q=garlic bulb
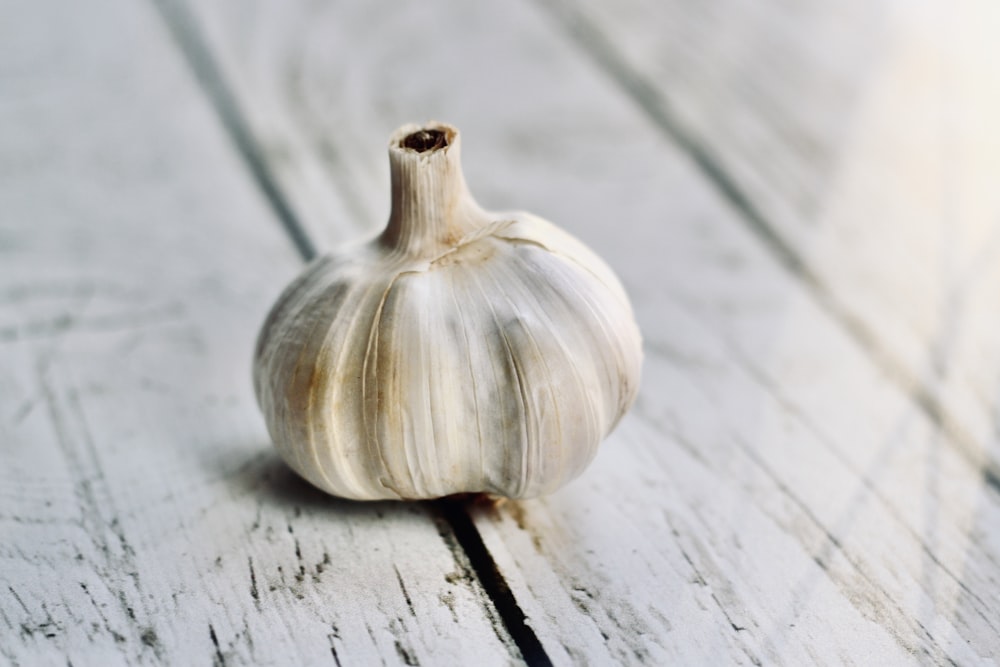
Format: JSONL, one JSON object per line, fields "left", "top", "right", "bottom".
{"left": 254, "top": 122, "right": 642, "bottom": 500}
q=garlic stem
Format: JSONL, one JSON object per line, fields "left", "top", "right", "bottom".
{"left": 381, "top": 123, "right": 484, "bottom": 256}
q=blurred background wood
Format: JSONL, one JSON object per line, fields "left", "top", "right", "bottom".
{"left": 544, "top": 0, "right": 1000, "bottom": 485}
{"left": 2, "top": 0, "right": 998, "bottom": 664}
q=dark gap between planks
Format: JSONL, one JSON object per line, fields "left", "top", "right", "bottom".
{"left": 150, "top": 0, "right": 553, "bottom": 663}
{"left": 150, "top": 0, "right": 317, "bottom": 262}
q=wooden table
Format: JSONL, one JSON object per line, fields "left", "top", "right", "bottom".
{"left": 4, "top": 0, "right": 999, "bottom": 664}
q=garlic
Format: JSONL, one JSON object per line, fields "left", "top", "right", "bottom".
{"left": 253, "top": 122, "right": 642, "bottom": 500}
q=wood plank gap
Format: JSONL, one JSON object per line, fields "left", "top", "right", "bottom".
{"left": 151, "top": 2, "right": 554, "bottom": 662}
{"left": 434, "top": 500, "right": 552, "bottom": 667}
{"left": 534, "top": 0, "right": 1000, "bottom": 496}
{"left": 150, "top": 0, "right": 318, "bottom": 261}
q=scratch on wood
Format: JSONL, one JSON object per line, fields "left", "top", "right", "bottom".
{"left": 140, "top": 626, "right": 160, "bottom": 655}
{"left": 292, "top": 537, "right": 306, "bottom": 581}
{"left": 328, "top": 624, "right": 343, "bottom": 667}
{"left": 249, "top": 502, "right": 262, "bottom": 532}
{"left": 394, "top": 638, "right": 420, "bottom": 666}
{"left": 7, "top": 587, "right": 30, "bottom": 615}
{"left": 9, "top": 398, "right": 36, "bottom": 425}
{"left": 315, "top": 551, "right": 331, "bottom": 579}
{"left": 393, "top": 566, "right": 416, "bottom": 618}
{"left": 77, "top": 582, "right": 124, "bottom": 644}
{"left": 248, "top": 557, "right": 259, "bottom": 604}
{"left": 209, "top": 623, "right": 226, "bottom": 667}
{"left": 363, "top": 623, "right": 386, "bottom": 666}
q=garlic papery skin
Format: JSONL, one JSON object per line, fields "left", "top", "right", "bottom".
{"left": 253, "top": 122, "right": 642, "bottom": 500}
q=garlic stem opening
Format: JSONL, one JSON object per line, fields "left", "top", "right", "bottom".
{"left": 401, "top": 128, "right": 449, "bottom": 153}
{"left": 381, "top": 122, "right": 484, "bottom": 256}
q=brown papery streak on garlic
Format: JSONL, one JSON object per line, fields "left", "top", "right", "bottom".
{"left": 253, "top": 122, "right": 643, "bottom": 500}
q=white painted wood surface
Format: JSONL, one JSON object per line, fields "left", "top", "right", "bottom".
{"left": 543, "top": 0, "right": 1000, "bottom": 480}
{"left": 3, "top": 0, "right": 999, "bottom": 665}
{"left": 0, "top": 1, "right": 520, "bottom": 665}
{"left": 182, "top": 0, "right": 1000, "bottom": 664}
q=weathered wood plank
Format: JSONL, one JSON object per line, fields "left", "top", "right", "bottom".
{"left": 0, "top": 1, "right": 521, "bottom": 664}
{"left": 540, "top": 0, "right": 1000, "bottom": 480}
{"left": 181, "top": 0, "right": 1000, "bottom": 664}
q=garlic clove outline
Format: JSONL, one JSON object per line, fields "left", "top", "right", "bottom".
{"left": 253, "top": 122, "right": 642, "bottom": 500}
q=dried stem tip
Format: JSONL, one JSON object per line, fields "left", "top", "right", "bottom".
{"left": 383, "top": 123, "right": 476, "bottom": 255}
{"left": 401, "top": 129, "right": 449, "bottom": 153}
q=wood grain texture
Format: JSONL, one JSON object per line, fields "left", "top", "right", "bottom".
{"left": 180, "top": 0, "right": 1000, "bottom": 664}
{"left": 541, "top": 0, "right": 1000, "bottom": 483}
{"left": 0, "top": 1, "right": 522, "bottom": 665}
